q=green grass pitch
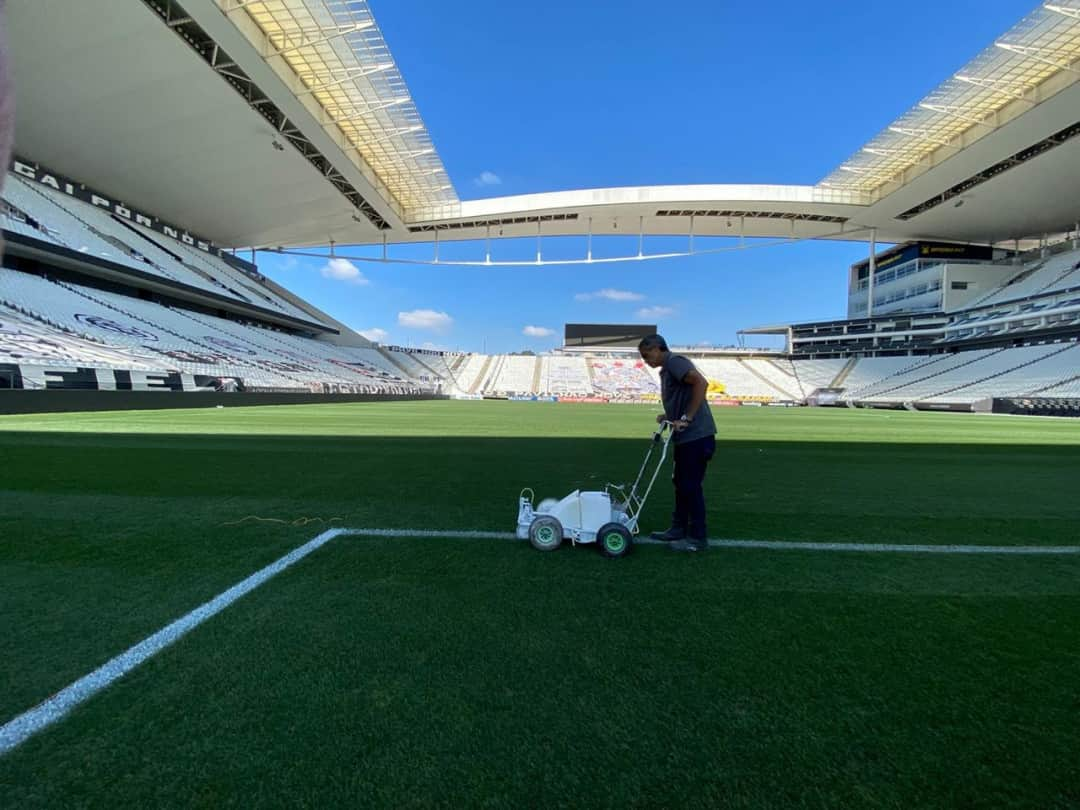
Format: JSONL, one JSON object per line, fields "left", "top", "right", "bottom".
{"left": 1, "top": 402, "right": 1079, "bottom": 807}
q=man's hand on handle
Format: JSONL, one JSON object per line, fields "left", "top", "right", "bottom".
{"left": 657, "top": 413, "right": 690, "bottom": 432}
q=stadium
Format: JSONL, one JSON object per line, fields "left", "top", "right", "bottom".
{"left": 2, "top": 0, "right": 1080, "bottom": 806}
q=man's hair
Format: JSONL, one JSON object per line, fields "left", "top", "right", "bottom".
{"left": 638, "top": 334, "right": 668, "bottom": 352}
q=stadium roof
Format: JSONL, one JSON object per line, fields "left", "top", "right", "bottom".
{"left": 221, "top": 0, "right": 456, "bottom": 219}
{"left": 8, "top": 1, "right": 1080, "bottom": 252}
{"left": 821, "top": 2, "right": 1080, "bottom": 198}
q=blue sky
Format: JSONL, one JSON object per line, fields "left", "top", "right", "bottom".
{"left": 257, "top": 0, "right": 1035, "bottom": 353}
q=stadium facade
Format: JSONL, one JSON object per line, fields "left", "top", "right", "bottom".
{"left": 2, "top": 0, "right": 1080, "bottom": 414}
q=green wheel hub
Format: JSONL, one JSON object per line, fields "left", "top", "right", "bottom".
{"left": 603, "top": 531, "right": 626, "bottom": 552}
{"left": 537, "top": 525, "right": 556, "bottom": 544}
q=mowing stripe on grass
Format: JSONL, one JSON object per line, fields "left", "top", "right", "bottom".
{"left": 5, "top": 526, "right": 1077, "bottom": 757}
{"left": 337, "top": 528, "right": 1080, "bottom": 554}
{"left": 0, "top": 528, "right": 346, "bottom": 757}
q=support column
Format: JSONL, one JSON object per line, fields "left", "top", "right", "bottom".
{"left": 867, "top": 228, "right": 877, "bottom": 318}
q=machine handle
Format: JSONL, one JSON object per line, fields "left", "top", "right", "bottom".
{"left": 653, "top": 420, "right": 674, "bottom": 442}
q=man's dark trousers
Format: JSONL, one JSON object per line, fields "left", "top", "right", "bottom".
{"left": 671, "top": 435, "right": 716, "bottom": 540}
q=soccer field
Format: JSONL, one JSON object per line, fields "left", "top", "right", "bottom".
{"left": 1, "top": 402, "right": 1079, "bottom": 807}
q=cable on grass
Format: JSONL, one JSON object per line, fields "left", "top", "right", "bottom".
{"left": 220, "top": 515, "right": 344, "bottom": 528}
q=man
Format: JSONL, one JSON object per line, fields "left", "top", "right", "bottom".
{"left": 638, "top": 334, "right": 717, "bottom": 552}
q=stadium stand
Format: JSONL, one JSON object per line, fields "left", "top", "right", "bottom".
{"left": 6, "top": 187, "right": 1080, "bottom": 409}
{"left": 790, "top": 357, "right": 850, "bottom": 394}
{"left": 537, "top": 355, "right": 591, "bottom": 396}
{"left": 0, "top": 303, "right": 160, "bottom": 372}
{"left": 693, "top": 357, "right": 793, "bottom": 401}
{"left": 965, "top": 249, "right": 1080, "bottom": 309}
{"left": 449, "top": 353, "right": 490, "bottom": 394}
{"left": 0, "top": 268, "right": 420, "bottom": 393}
{"left": 834, "top": 342, "right": 1080, "bottom": 404}
{"left": 588, "top": 358, "right": 658, "bottom": 398}
{"left": 2, "top": 172, "right": 316, "bottom": 322}
{"left": 490, "top": 355, "right": 537, "bottom": 396}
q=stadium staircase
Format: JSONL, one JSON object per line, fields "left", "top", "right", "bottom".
{"left": 830, "top": 357, "right": 860, "bottom": 388}
{"left": 531, "top": 357, "right": 542, "bottom": 393}
{"left": 407, "top": 352, "right": 443, "bottom": 381}
{"left": 585, "top": 359, "right": 596, "bottom": 389}
{"left": 737, "top": 357, "right": 799, "bottom": 400}
{"left": 377, "top": 347, "right": 414, "bottom": 379}
{"left": 443, "top": 355, "right": 469, "bottom": 391}
{"left": 764, "top": 357, "right": 803, "bottom": 396}
{"left": 469, "top": 355, "right": 492, "bottom": 394}
{"left": 480, "top": 355, "right": 505, "bottom": 393}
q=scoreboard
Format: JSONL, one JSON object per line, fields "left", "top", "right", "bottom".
{"left": 564, "top": 324, "right": 657, "bottom": 348}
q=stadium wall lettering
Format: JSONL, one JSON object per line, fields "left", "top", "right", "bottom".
{"left": 10, "top": 156, "right": 226, "bottom": 259}
{"left": 13, "top": 364, "right": 190, "bottom": 392}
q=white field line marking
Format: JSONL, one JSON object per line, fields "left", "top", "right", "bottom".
{"left": 0, "top": 528, "right": 346, "bottom": 757}
{"left": 4, "top": 526, "right": 1077, "bottom": 757}
{"left": 338, "top": 528, "right": 1080, "bottom": 555}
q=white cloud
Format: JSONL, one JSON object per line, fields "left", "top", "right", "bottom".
{"left": 473, "top": 170, "right": 502, "bottom": 187}
{"left": 574, "top": 288, "right": 645, "bottom": 302}
{"left": 321, "top": 258, "right": 369, "bottom": 285}
{"left": 637, "top": 306, "right": 675, "bottom": 319}
{"left": 358, "top": 327, "right": 389, "bottom": 343}
{"left": 398, "top": 309, "right": 454, "bottom": 333}
{"left": 523, "top": 325, "right": 555, "bottom": 337}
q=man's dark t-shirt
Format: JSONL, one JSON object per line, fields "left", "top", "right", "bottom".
{"left": 660, "top": 354, "right": 717, "bottom": 444}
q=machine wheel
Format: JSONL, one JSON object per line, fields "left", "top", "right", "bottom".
{"left": 529, "top": 515, "right": 564, "bottom": 552}
{"left": 597, "top": 523, "right": 633, "bottom": 559}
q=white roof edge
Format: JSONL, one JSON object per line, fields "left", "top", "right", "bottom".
{"left": 438, "top": 184, "right": 868, "bottom": 221}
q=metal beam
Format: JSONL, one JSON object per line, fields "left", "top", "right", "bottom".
{"left": 296, "top": 64, "right": 393, "bottom": 96}
{"left": 954, "top": 73, "right": 1034, "bottom": 103}
{"left": 995, "top": 41, "right": 1080, "bottom": 73}
{"left": 321, "top": 97, "right": 410, "bottom": 122}
{"left": 222, "top": 0, "right": 264, "bottom": 11}
{"left": 888, "top": 126, "right": 957, "bottom": 148}
{"left": 1044, "top": 4, "right": 1080, "bottom": 21}
{"left": 918, "top": 102, "right": 995, "bottom": 128}
{"left": 267, "top": 23, "right": 375, "bottom": 58}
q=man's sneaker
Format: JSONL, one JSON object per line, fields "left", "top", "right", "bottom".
{"left": 649, "top": 527, "right": 686, "bottom": 542}
{"left": 669, "top": 539, "right": 708, "bottom": 553}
